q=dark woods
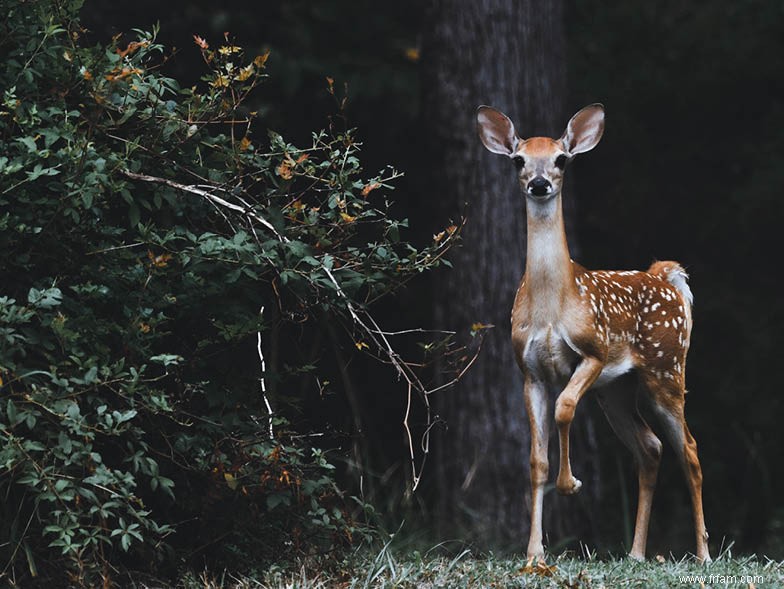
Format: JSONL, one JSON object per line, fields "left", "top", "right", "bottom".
{"left": 1, "top": 0, "right": 782, "bottom": 584}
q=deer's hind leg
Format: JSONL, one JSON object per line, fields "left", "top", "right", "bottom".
{"left": 644, "top": 375, "right": 711, "bottom": 562}
{"left": 597, "top": 378, "right": 662, "bottom": 560}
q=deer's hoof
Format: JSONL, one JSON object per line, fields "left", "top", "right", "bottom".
{"left": 556, "top": 475, "right": 582, "bottom": 495}
{"left": 526, "top": 552, "right": 545, "bottom": 565}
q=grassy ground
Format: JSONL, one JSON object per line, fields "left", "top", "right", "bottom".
{"left": 179, "top": 548, "right": 784, "bottom": 588}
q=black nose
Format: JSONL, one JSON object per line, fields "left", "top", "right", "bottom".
{"left": 527, "top": 176, "right": 552, "bottom": 197}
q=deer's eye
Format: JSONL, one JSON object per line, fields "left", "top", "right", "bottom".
{"left": 554, "top": 154, "right": 568, "bottom": 170}
{"left": 512, "top": 155, "right": 525, "bottom": 169}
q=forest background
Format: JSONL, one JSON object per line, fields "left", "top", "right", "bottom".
{"left": 1, "top": 0, "right": 782, "bottom": 585}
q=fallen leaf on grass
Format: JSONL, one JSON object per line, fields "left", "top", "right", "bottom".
{"left": 519, "top": 560, "right": 557, "bottom": 577}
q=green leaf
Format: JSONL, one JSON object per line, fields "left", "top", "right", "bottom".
{"left": 84, "top": 366, "right": 98, "bottom": 384}
{"left": 27, "top": 287, "right": 62, "bottom": 309}
{"left": 16, "top": 136, "right": 37, "bottom": 152}
{"left": 266, "top": 493, "right": 291, "bottom": 511}
{"left": 129, "top": 202, "right": 141, "bottom": 227}
{"left": 150, "top": 354, "right": 183, "bottom": 366}
{"left": 6, "top": 399, "right": 17, "bottom": 424}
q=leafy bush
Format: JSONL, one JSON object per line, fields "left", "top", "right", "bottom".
{"left": 0, "top": 0, "right": 456, "bottom": 584}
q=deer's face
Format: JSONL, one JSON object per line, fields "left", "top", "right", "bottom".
{"left": 476, "top": 104, "right": 605, "bottom": 202}
{"left": 512, "top": 137, "right": 570, "bottom": 201}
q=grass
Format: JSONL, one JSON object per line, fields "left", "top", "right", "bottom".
{"left": 177, "top": 546, "right": 784, "bottom": 588}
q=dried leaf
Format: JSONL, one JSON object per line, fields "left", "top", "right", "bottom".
{"left": 286, "top": 200, "right": 305, "bottom": 219}
{"left": 234, "top": 64, "right": 254, "bottom": 82}
{"left": 470, "top": 322, "right": 493, "bottom": 333}
{"left": 117, "top": 40, "right": 148, "bottom": 58}
{"left": 276, "top": 160, "right": 293, "bottom": 180}
{"left": 361, "top": 182, "right": 381, "bottom": 197}
{"left": 326, "top": 76, "right": 335, "bottom": 95}
{"left": 218, "top": 45, "right": 242, "bottom": 56}
{"left": 211, "top": 74, "right": 229, "bottom": 88}
{"left": 105, "top": 67, "right": 143, "bottom": 82}
{"left": 239, "top": 136, "right": 252, "bottom": 151}
{"left": 404, "top": 47, "right": 420, "bottom": 62}
{"left": 193, "top": 35, "right": 209, "bottom": 50}
{"left": 355, "top": 341, "right": 369, "bottom": 351}
{"left": 519, "top": 560, "right": 557, "bottom": 577}
{"left": 340, "top": 212, "right": 357, "bottom": 223}
{"left": 148, "top": 251, "right": 172, "bottom": 268}
{"left": 223, "top": 472, "right": 238, "bottom": 490}
{"left": 254, "top": 50, "right": 270, "bottom": 68}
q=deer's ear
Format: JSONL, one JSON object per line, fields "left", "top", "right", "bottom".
{"left": 476, "top": 106, "right": 519, "bottom": 155}
{"left": 561, "top": 104, "right": 604, "bottom": 155}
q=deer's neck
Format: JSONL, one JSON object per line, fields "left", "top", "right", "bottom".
{"left": 524, "top": 194, "right": 576, "bottom": 322}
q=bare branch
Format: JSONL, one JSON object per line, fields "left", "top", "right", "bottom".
{"left": 120, "top": 169, "right": 286, "bottom": 242}
{"left": 257, "top": 306, "right": 274, "bottom": 440}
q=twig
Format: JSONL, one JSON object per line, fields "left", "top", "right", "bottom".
{"left": 402, "top": 381, "right": 423, "bottom": 490}
{"left": 86, "top": 242, "right": 145, "bottom": 255}
{"left": 368, "top": 327, "right": 456, "bottom": 337}
{"left": 257, "top": 306, "right": 274, "bottom": 440}
{"left": 119, "top": 169, "right": 286, "bottom": 242}
{"left": 323, "top": 264, "right": 484, "bottom": 491}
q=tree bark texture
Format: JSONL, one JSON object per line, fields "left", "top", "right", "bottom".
{"left": 422, "top": 0, "right": 599, "bottom": 548}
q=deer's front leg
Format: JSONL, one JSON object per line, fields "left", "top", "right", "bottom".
{"left": 524, "top": 376, "right": 550, "bottom": 560}
{"left": 554, "top": 357, "right": 603, "bottom": 495}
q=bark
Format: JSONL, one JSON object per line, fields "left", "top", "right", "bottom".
{"left": 422, "top": 0, "right": 599, "bottom": 548}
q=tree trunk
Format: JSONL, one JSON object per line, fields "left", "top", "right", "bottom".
{"left": 422, "top": 0, "right": 599, "bottom": 549}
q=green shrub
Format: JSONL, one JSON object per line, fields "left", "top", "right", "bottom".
{"left": 0, "top": 0, "right": 455, "bottom": 584}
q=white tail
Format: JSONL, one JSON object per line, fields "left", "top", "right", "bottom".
{"left": 476, "top": 104, "right": 710, "bottom": 563}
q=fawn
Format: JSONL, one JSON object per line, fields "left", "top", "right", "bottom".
{"left": 476, "top": 104, "right": 710, "bottom": 562}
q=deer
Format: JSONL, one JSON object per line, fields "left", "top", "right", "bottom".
{"left": 475, "top": 104, "right": 710, "bottom": 563}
